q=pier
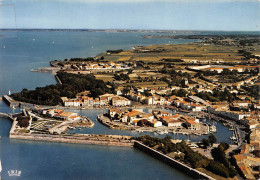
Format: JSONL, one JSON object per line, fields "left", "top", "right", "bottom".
{"left": 9, "top": 133, "right": 135, "bottom": 147}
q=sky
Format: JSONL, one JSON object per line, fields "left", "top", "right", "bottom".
{"left": 0, "top": 0, "right": 260, "bottom": 31}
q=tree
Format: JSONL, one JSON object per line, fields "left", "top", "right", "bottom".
{"left": 202, "top": 138, "right": 210, "bottom": 148}
{"left": 177, "top": 89, "right": 188, "bottom": 97}
{"left": 17, "top": 116, "right": 29, "bottom": 128}
{"left": 208, "top": 134, "right": 217, "bottom": 146}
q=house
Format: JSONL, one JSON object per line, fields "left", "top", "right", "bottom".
{"left": 64, "top": 99, "right": 81, "bottom": 107}
{"left": 179, "top": 115, "right": 200, "bottom": 130}
{"left": 149, "top": 119, "right": 162, "bottom": 127}
{"left": 153, "top": 110, "right": 172, "bottom": 119}
{"left": 112, "top": 96, "right": 131, "bottom": 106}
{"left": 144, "top": 96, "right": 153, "bottom": 105}
{"left": 160, "top": 114, "right": 183, "bottom": 127}
{"left": 233, "top": 101, "right": 251, "bottom": 108}
{"left": 109, "top": 109, "right": 122, "bottom": 118}
{"left": 190, "top": 104, "right": 202, "bottom": 112}
{"left": 54, "top": 111, "right": 79, "bottom": 121}
{"left": 125, "top": 110, "right": 154, "bottom": 124}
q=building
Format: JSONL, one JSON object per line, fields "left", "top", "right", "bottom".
{"left": 160, "top": 114, "right": 183, "bottom": 127}
{"left": 112, "top": 96, "right": 131, "bottom": 106}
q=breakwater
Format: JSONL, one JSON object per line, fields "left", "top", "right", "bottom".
{"left": 0, "top": 112, "right": 10, "bottom": 119}
{"left": 9, "top": 133, "right": 134, "bottom": 147}
{"left": 3, "top": 95, "right": 35, "bottom": 109}
{"left": 134, "top": 141, "right": 215, "bottom": 180}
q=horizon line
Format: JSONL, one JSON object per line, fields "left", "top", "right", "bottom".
{"left": 0, "top": 28, "right": 260, "bottom": 32}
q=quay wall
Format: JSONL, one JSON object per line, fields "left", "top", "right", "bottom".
{"left": 3, "top": 95, "right": 19, "bottom": 108}
{"left": 9, "top": 133, "right": 134, "bottom": 147}
{"left": 0, "top": 112, "right": 11, "bottom": 119}
{"left": 134, "top": 141, "right": 216, "bottom": 180}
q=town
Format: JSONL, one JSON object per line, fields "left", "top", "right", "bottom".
{"left": 4, "top": 36, "right": 260, "bottom": 180}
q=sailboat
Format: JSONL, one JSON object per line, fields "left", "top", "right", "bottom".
{"left": 0, "top": 159, "right": 2, "bottom": 173}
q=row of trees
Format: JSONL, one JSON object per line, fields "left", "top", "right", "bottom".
{"left": 136, "top": 135, "right": 236, "bottom": 178}
{"left": 12, "top": 71, "right": 111, "bottom": 105}
{"left": 114, "top": 73, "right": 130, "bottom": 81}
{"left": 211, "top": 143, "right": 237, "bottom": 177}
{"left": 202, "top": 134, "right": 217, "bottom": 148}
{"left": 196, "top": 89, "right": 238, "bottom": 102}
{"left": 203, "top": 68, "right": 259, "bottom": 77}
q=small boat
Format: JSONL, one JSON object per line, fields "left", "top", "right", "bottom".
{"left": 229, "top": 127, "right": 234, "bottom": 131}
{"left": 0, "top": 159, "right": 2, "bottom": 173}
{"left": 68, "top": 126, "right": 75, "bottom": 130}
{"left": 156, "top": 129, "right": 168, "bottom": 135}
{"left": 230, "top": 136, "right": 237, "bottom": 140}
{"left": 209, "top": 125, "right": 217, "bottom": 132}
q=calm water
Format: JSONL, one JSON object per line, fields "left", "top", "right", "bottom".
{"left": 0, "top": 30, "right": 243, "bottom": 179}
{"left": 67, "top": 108, "right": 234, "bottom": 144}
{"left": 0, "top": 31, "right": 198, "bottom": 96}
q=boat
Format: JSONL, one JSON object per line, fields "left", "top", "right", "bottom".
{"left": 199, "top": 117, "right": 207, "bottom": 122}
{"left": 81, "top": 107, "right": 86, "bottom": 110}
{"left": 68, "top": 126, "right": 75, "bottom": 130}
{"left": 156, "top": 129, "right": 168, "bottom": 135}
{"left": 209, "top": 125, "right": 217, "bottom": 132}
{"left": 230, "top": 136, "right": 237, "bottom": 140}
{"left": 229, "top": 127, "right": 234, "bottom": 131}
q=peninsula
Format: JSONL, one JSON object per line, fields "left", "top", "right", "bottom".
{"left": 2, "top": 34, "right": 260, "bottom": 180}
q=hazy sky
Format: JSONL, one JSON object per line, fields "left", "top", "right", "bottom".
{"left": 0, "top": 0, "right": 260, "bottom": 31}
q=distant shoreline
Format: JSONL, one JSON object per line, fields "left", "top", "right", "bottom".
{"left": 0, "top": 29, "right": 259, "bottom": 33}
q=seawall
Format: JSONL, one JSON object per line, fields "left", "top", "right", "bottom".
{"left": 9, "top": 133, "right": 134, "bottom": 147}
{"left": 3, "top": 95, "right": 20, "bottom": 108}
{"left": 134, "top": 141, "right": 216, "bottom": 180}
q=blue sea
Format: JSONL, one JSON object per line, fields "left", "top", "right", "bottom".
{"left": 0, "top": 30, "right": 252, "bottom": 180}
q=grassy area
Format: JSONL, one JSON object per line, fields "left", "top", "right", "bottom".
{"left": 95, "top": 74, "right": 115, "bottom": 82}
{"left": 96, "top": 43, "right": 260, "bottom": 63}
{"left": 18, "top": 129, "right": 30, "bottom": 133}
